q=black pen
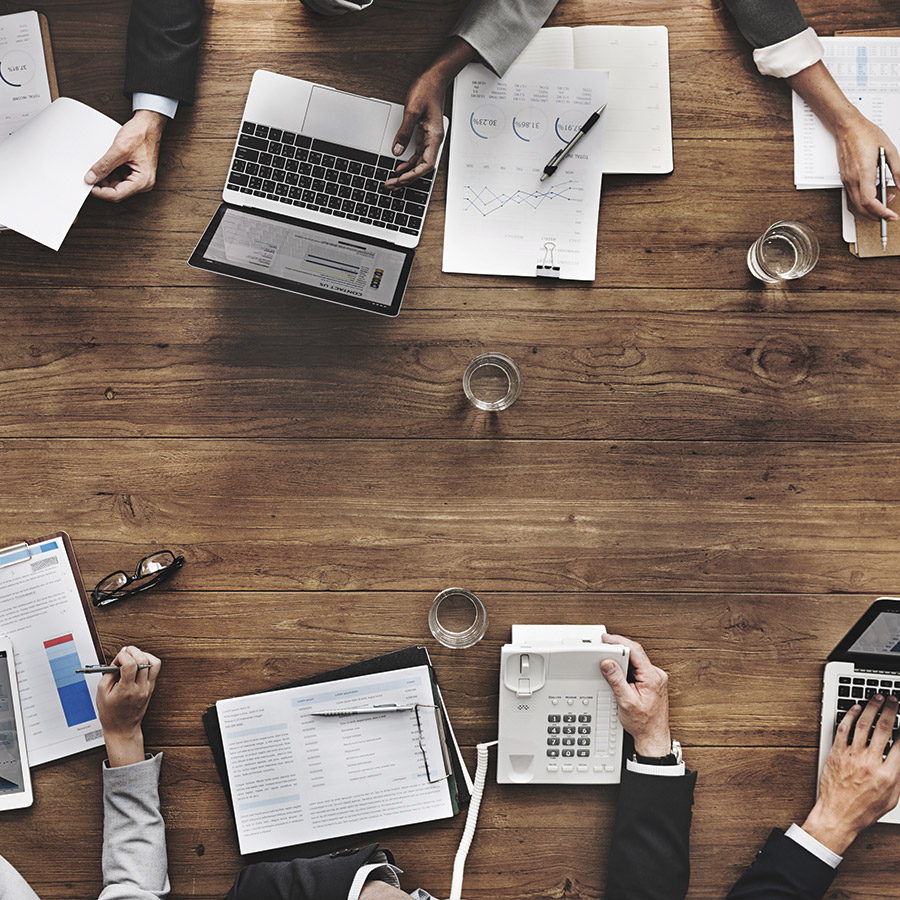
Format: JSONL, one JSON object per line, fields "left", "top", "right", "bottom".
{"left": 541, "top": 104, "right": 607, "bottom": 182}
{"left": 75, "top": 664, "right": 152, "bottom": 675}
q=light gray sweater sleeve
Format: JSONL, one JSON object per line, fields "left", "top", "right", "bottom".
{"left": 99, "top": 753, "right": 169, "bottom": 900}
{"left": 720, "top": 0, "right": 808, "bottom": 48}
{"left": 0, "top": 857, "right": 41, "bottom": 900}
{"left": 450, "top": 0, "right": 560, "bottom": 76}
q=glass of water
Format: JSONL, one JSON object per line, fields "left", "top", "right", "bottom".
{"left": 428, "top": 588, "right": 489, "bottom": 649}
{"left": 463, "top": 353, "right": 523, "bottom": 411}
{"left": 747, "top": 221, "right": 819, "bottom": 283}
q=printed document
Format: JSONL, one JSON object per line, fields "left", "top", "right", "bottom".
{"left": 217, "top": 665, "right": 453, "bottom": 854}
{"left": 793, "top": 37, "right": 900, "bottom": 188}
{"left": 0, "top": 540, "right": 103, "bottom": 766}
{"left": 443, "top": 65, "right": 609, "bottom": 279}
{"left": 0, "top": 97, "right": 119, "bottom": 250}
{"left": 512, "top": 26, "right": 673, "bottom": 174}
{"left": 0, "top": 11, "right": 52, "bottom": 143}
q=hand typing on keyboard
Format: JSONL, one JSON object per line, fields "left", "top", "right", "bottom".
{"left": 803, "top": 694, "right": 900, "bottom": 855}
{"left": 385, "top": 36, "right": 477, "bottom": 190}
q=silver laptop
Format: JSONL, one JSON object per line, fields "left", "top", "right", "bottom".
{"left": 818, "top": 597, "right": 900, "bottom": 823}
{"left": 189, "top": 70, "right": 445, "bottom": 316}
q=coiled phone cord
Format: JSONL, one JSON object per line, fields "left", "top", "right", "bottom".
{"left": 448, "top": 739, "right": 497, "bottom": 900}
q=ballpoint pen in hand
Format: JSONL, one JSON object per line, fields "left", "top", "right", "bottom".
{"left": 879, "top": 146, "right": 889, "bottom": 251}
{"left": 76, "top": 664, "right": 152, "bottom": 675}
{"left": 540, "top": 104, "right": 606, "bottom": 182}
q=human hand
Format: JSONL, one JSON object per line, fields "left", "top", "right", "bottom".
{"left": 359, "top": 881, "right": 407, "bottom": 899}
{"left": 84, "top": 110, "right": 167, "bottom": 202}
{"left": 384, "top": 69, "right": 447, "bottom": 190}
{"left": 95, "top": 645, "right": 161, "bottom": 767}
{"left": 802, "top": 695, "right": 900, "bottom": 855}
{"left": 600, "top": 633, "right": 671, "bottom": 757}
{"left": 834, "top": 113, "right": 899, "bottom": 222}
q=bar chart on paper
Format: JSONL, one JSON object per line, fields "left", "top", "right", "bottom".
{"left": 43, "top": 634, "right": 95, "bottom": 727}
{"left": 443, "top": 65, "right": 608, "bottom": 279}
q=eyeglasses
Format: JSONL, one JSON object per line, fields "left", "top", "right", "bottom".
{"left": 91, "top": 550, "right": 184, "bottom": 606}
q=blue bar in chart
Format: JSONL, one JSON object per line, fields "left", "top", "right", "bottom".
{"left": 44, "top": 634, "right": 95, "bottom": 727}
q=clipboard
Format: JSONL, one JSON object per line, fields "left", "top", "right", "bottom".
{"left": 0, "top": 532, "right": 106, "bottom": 765}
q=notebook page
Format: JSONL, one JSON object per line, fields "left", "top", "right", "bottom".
{"left": 573, "top": 25, "right": 673, "bottom": 174}
{"left": 510, "top": 27, "right": 576, "bottom": 69}
{"left": 218, "top": 665, "right": 453, "bottom": 854}
{"left": 0, "top": 97, "right": 119, "bottom": 250}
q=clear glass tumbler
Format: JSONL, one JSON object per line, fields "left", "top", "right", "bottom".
{"left": 463, "top": 353, "right": 523, "bottom": 411}
{"left": 747, "top": 221, "right": 819, "bottom": 283}
{"left": 428, "top": 588, "right": 488, "bottom": 649}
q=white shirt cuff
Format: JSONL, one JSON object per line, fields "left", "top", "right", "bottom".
{"left": 626, "top": 759, "right": 686, "bottom": 778}
{"left": 132, "top": 92, "right": 179, "bottom": 119}
{"left": 785, "top": 823, "right": 843, "bottom": 869}
{"left": 753, "top": 27, "right": 824, "bottom": 79}
{"left": 346, "top": 862, "right": 404, "bottom": 900}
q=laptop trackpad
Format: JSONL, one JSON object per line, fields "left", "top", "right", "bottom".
{"left": 302, "top": 86, "right": 391, "bottom": 152}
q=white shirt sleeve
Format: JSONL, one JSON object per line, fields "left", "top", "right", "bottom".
{"left": 132, "top": 93, "right": 179, "bottom": 119}
{"left": 785, "top": 823, "right": 843, "bottom": 869}
{"left": 752, "top": 26, "right": 824, "bottom": 79}
{"left": 625, "top": 759, "right": 686, "bottom": 778}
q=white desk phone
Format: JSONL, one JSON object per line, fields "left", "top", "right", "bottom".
{"left": 448, "top": 624, "right": 630, "bottom": 899}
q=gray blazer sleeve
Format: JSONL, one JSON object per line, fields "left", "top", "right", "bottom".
{"left": 0, "top": 857, "right": 41, "bottom": 900}
{"left": 720, "top": 0, "right": 808, "bottom": 49}
{"left": 99, "top": 753, "right": 169, "bottom": 900}
{"left": 451, "top": 0, "right": 560, "bottom": 76}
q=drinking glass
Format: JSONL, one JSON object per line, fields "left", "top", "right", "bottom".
{"left": 747, "top": 221, "right": 819, "bottom": 283}
{"left": 463, "top": 353, "right": 522, "bottom": 411}
{"left": 428, "top": 588, "right": 488, "bottom": 649}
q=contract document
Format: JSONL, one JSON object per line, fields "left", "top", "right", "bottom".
{"left": 793, "top": 37, "right": 900, "bottom": 188}
{"left": 217, "top": 665, "right": 455, "bottom": 854}
{"left": 443, "top": 65, "right": 609, "bottom": 280}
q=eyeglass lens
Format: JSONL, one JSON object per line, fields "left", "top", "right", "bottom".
{"left": 138, "top": 551, "right": 175, "bottom": 577}
{"left": 96, "top": 571, "right": 129, "bottom": 594}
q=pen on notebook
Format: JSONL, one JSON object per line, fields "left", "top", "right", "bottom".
{"left": 540, "top": 104, "right": 606, "bottom": 182}
{"left": 310, "top": 703, "right": 416, "bottom": 716}
{"left": 879, "top": 146, "right": 889, "bottom": 251}
{"left": 75, "top": 664, "right": 152, "bottom": 675}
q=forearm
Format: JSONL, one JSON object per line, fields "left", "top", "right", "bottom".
{"left": 420, "top": 37, "right": 478, "bottom": 93}
{"left": 789, "top": 62, "right": 862, "bottom": 137}
{"left": 100, "top": 753, "right": 169, "bottom": 900}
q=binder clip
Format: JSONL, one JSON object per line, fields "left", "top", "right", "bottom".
{"left": 536, "top": 241, "right": 560, "bottom": 279}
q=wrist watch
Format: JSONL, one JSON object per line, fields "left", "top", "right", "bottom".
{"left": 632, "top": 738, "right": 682, "bottom": 766}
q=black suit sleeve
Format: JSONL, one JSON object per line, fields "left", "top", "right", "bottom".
{"left": 124, "top": 0, "right": 204, "bottom": 103}
{"left": 719, "top": 0, "right": 808, "bottom": 49}
{"left": 605, "top": 768, "right": 698, "bottom": 900}
{"left": 724, "top": 829, "right": 837, "bottom": 900}
{"left": 224, "top": 843, "right": 388, "bottom": 900}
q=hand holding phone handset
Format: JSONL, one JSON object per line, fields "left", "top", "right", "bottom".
{"left": 0, "top": 636, "right": 33, "bottom": 810}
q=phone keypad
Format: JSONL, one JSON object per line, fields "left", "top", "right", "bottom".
{"left": 549, "top": 712, "right": 593, "bottom": 757}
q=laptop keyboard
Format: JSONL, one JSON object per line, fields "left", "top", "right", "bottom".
{"left": 835, "top": 676, "right": 900, "bottom": 749}
{"left": 226, "top": 121, "right": 435, "bottom": 236}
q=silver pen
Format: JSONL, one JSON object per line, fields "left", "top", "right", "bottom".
{"left": 76, "top": 664, "right": 152, "bottom": 675}
{"left": 310, "top": 703, "right": 416, "bottom": 716}
{"left": 879, "top": 146, "right": 889, "bottom": 251}
{"left": 540, "top": 104, "right": 607, "bottom": 182}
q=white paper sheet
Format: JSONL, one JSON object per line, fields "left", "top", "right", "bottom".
{"left": 0, "top": 11, "right": 52, "bottom": 143}
{"left": 0, "top": 540, "right": 103, "bottom": 767}
{"left": 217, "top": 666, "right": 453, "bottom": 854}
{"left": 0, "top": 97, "right": 119, "bottom": 250}
{"left": 443, "top": 65, "right": 608, "bottom": 279}
{"left": 512, "top": 26, "right": 673, "bottom": 175}
{"left": 793, "top": 37, "right": 900, "bottom": 188}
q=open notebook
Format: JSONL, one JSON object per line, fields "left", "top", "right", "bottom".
{"left": 512, "top": 25, "right": 673, "bottom": 174}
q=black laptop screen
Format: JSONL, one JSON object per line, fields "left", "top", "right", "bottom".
{"left": 847, "top": 611, "right": 900, "bottom": 657}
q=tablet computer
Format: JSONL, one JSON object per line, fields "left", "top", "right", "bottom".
{"left": 0, "top": 636, "right": 33, "bottom": 810}
{"left": 188, "top": 203, "right": 414, "bottom": 317}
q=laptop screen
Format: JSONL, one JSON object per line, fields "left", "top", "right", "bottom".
{"left": 848, "top": 611, "right": 900, "bottom": 657}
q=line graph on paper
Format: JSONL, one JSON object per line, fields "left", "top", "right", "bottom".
{"left": 462, "top": 180, "right": 584, "bottom": 217}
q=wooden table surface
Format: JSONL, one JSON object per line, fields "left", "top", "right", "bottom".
{"left": 1, "top": 0, "right": 899, "bottom": 897}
